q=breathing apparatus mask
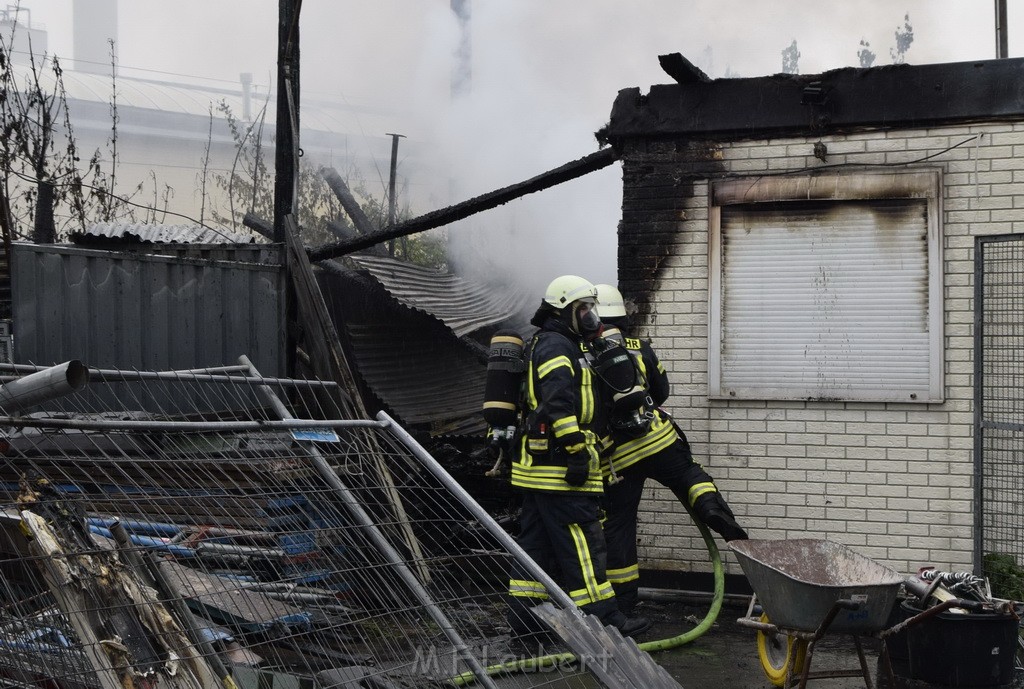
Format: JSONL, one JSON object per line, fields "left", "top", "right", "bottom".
{"left": 564, "top": 298, "right": 601, "bottom": 340}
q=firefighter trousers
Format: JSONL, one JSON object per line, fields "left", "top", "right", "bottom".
{"left": 506, "top": 491, "right": 619, "bottom": 634}
{"left": 603, "top": 433, "right": 718, "bottom": 614}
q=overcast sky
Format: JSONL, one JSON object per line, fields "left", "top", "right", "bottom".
{"left": 19, "top": 1, "right": 1020, "bottom": 286}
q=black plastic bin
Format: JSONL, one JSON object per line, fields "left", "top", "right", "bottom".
{"left": 883, "top": 597, "right": 913, "bottom": 661}
{"left": 902, "top": 601, "right": 1019, "bottom": 687}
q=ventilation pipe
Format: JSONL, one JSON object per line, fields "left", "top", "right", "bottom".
{"left": 240, "top": 72, "right": 253, "bottom": 122}
{"left": 995, "top": 0, "right": 1009, "bottom": 58}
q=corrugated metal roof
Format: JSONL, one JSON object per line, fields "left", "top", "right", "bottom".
{"left": 76, "top": 222, "right": 262, "bottom": 245}
{"left": 346, "top": 318, "right": 487, "bottom": 437}
{"left": 348, "top": 255, "right": 534, "bottom": 337}
{"left": 317, "top": 262, "right": 496, "bottom": 437}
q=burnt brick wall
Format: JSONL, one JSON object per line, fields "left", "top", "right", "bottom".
{"left": 618, "top": 138, "right": 724, "bottom": 328}
{"left": 612, "top": 123, "right": 1024, "bottom": 581}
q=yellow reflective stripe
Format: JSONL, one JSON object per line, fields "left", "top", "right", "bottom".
{"left": 518, "top": 436, "right": 533, "bottom": 465}
{"left": 606, "top": 564, "right": 640, "bottom": 585}
{"left": 569, "top": 582, "right": 615, "bottom": 605}
{"left": 509, "top": 579, "right": 550, "bottom": 599}
{"left": 537, "top": 355, "right": 572, "bottom": 379}
{"left": 552, "top": 417, "right": 580, "bottom": 437}
{"left": 634, "top": 352, "right": 648, "bottom": 378}
{"left": 482, "top": 400, "right": 517, "bottom": 411}
{"left": 579, "top": 367, "right": 593, "bottom": 422}
{"left": 594, "top": 580, "right": 615, "bottom": 601}
{"left": 568, "top": 523, "right": 601, "bottom": 603}
{"left": 526, "top": 359, "right": 538, "bottom": 408}
{"left": 492, "top": 335, "right": 524, "bottom": 345}
{"left": 527, "top": 438, "right": 548, "bottom": 452}
{"left": 569, "top": 587, "right": 593, "bottom": 605}
{"left": 688, "top": 482, "right": 718, "bottom": 506}
{"left": 510, "top": 465, "right": 604, "bottom": 492}
{"left": 607, "top": 416, "right": 675, "bottom": 469}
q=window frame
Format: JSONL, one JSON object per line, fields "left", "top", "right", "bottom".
{"left": 708, "top": 168, "right": 944, "bottom": 403}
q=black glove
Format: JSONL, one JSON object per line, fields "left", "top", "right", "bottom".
{"left": 564, "top": 450, "right": 591, "bottom": 487}
{"left": 705, "top": 511, "right": 749, "bottom": 542}
{"left": 693, "top": 492, "right": 748, "bottom": 541}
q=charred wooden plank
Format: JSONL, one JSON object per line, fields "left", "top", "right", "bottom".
{"left": 320, "top": 167, "right": 377, "bottom": 237}
{"left": 308, "top": 147, "right": 619, "bottom": 261}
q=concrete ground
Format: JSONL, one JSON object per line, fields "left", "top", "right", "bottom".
{"left": 637, "top": 597, "right": 1024, "bottom": 689}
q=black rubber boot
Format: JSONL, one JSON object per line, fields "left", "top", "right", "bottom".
{"left": 603, "top": 609, "right": 652, "bottom": 638}
{"left": 506, "top": 602, "right": 551, "bottom": 638}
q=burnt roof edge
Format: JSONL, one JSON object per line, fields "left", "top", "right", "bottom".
{"left": 597, "top": 57, "right": 1024, "bottom": 144}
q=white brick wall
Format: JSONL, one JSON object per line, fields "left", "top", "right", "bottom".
{"left": 634, "top": 122, "right": 1021, "bottom": 579}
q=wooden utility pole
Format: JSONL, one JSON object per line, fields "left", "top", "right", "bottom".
{"left": 274, "top": 0, "right": 300, "bottom": 242}
{"left": 386, "top": 132, "right": 405, "bottom": 256}
{"left": 275, "top": 0, "right": 301, "bottom": 376}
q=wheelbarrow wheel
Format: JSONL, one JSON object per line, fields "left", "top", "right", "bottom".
{"left": 756, "top": 613, "right": 807, "bottom": 687}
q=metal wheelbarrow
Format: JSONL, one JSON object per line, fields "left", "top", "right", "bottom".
{"left": 729, "top": 538, "right": 996, "bottom": 689}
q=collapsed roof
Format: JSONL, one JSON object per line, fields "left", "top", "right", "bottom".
{"left": 319, "top": 256, "right": 534, "bottom": 438}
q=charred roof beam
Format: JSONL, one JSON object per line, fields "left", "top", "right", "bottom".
{"left": 308, "top": 147, "right": 619, "bottom": 262}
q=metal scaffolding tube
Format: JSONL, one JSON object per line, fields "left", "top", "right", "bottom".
{"left": 0, "top": 417, "right": 380, "bottom": 432}
{"left": 377, "top": 410, "right": 582, "bottom": 615}
{"left": 239, "top": 358, "right": 500, "bottom": 689}
{"left": 0, "top": 363, "right": 339, "bottom": 388}
{"left": 0, "top": 360, "right": 88, "bottom": 413}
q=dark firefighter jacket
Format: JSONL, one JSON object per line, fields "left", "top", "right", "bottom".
{"left": 604, "top": 335, "right": 700, "bottom": 478}
{"left": 512, "top": 318, "right": 607, "bottom": 494}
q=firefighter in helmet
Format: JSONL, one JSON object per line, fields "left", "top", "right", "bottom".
{"left": 506, "top": 275, "right": 652, "bottom": 638}
{"left": 594, "top": 283, "right": 748, "bottom": 616}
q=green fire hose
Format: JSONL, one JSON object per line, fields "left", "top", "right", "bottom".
{"left": 449, "top": 512, "right": 725, "bottom": 686}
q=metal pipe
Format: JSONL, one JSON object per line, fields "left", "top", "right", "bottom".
{"left": 996, "top": 0, "right": 1009, "bottom": 59}
{"left": 377, "top": 410, "right": 581, "bottom": 615}
{"left": 639, "top": 586, "right": 751, "bottom": 608}
{"left": 0, "top": 363, "right": 339, "bottom": 388}
{"left": 0, "top": 360, "right": 87, "bottom": 413}
{"left": 193, "top": 542, "right": 286, "bottom": 558}
{"left": 88, "top": 369, "right": 338, "bottom": 388}
{"left": 973, "top": 234, "right": 986, "bottom": 574}
{"left": 240, "top": 360, "right": 500, "bottom": 689}
{"left": 0, "top": 416, "right": 379, "bottom": 432}
{"left": 239, "top": 72, "right": 253, "bottom": 122}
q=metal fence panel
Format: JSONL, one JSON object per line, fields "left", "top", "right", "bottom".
{"left": 973, "top": 233, "right": 1024, "bottom": 572}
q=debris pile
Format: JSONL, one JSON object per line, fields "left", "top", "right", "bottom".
{"left": 0, "top": 360, "right": 678, "bottom": 689}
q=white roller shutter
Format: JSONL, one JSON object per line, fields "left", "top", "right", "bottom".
{"left": 709, "top": 171, "right": 943, "bottom": 403}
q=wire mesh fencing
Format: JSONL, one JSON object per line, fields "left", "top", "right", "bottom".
{"left": 0, "top": 360, "right": 676, "bottom": 689}
{"left": 975, "top": 234, "right": 1024, "bottom": 576}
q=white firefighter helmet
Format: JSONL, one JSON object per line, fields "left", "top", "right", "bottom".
{"left": 594, "top": 284, "right": 626, "bottom": 319}
{"left": 542, "top": 275, "right": 598, "bottom": 309}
